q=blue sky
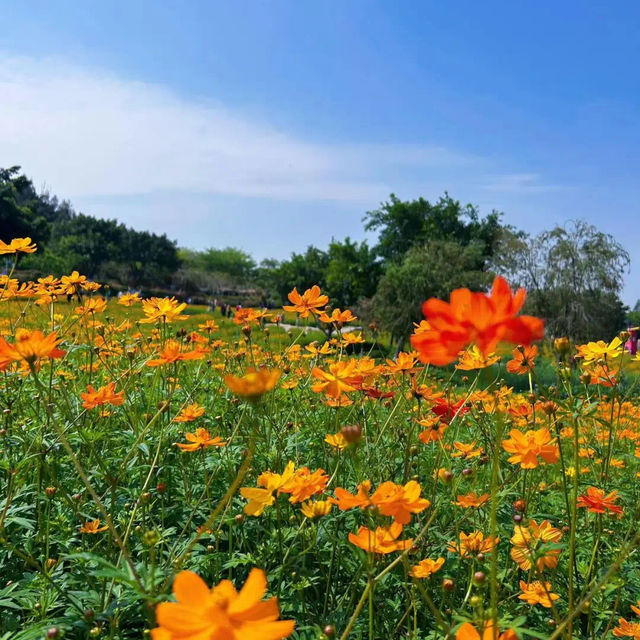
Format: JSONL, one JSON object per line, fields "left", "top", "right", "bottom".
{"left": 1, "top": 2, "right": 639, "bottom": 302}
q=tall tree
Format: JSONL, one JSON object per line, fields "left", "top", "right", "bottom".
{"left": 494, "top": 221, "right": 630, "bottom": 340}
{"left": 363, "top": 193, "right": 503, "bottom": 264}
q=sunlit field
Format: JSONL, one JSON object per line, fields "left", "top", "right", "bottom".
{"left": 2, "top": 240, "right": 640, "bottom": 640}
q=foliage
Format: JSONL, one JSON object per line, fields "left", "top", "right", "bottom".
{"left": 494, "top": 221, "right": 630, "bottom": 340}
{"left": 363, "top": 192, "right": 504, "bottom": 264}
{"left": 371, "top": 241, "right": 492, "bottom": 349}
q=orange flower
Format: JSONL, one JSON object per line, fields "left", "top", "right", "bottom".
{"left": 417, "top": 416, "right": 448, "bottom": 443}
{"left": 510, "top": 519, "right": 562, "bottom": 571}
{"left": 324, "top": 431, "right": 348, "bottom": 450}
{"left": 385, "top": 351, "right": 419, "bottom": 375}
{"left": 454, "top": 492, "right": 490, "bottom": 509}
{"left": 118, "top": 292, "right": 141, "bottom": 306}
{"left": 146, "top": 341, "right": 205, "bottom": 367}
{"left": 279, "top": 467, "right": 328, "bottom": 503}
{"left": 456, "top": 345, "right": 499, "bottom": 370}
{"left": 151, "top": 568, "right": 295, "bottom": 640}
{"left": 317, "top": 308, "right": 357, "bottom": 325}
{"left": 502, "top": 428, "right": 559, "bottom": 469}
{"left": 57, "top": 271, "right": 89, "bottom": 296}
{"left": 81, "top": 382, "right": 125, "bottom": 410}
{"left": 456, "top": 622, "right": 518, "bottom": 640}
{"left": 411, "top": 276, "right": 544, "bottom": 366}
{"left": 452, "top": 441, "right": 483, "bottom": 459}
{"left": 332, "top": 481, "right": 373, "bottom": 510}
{"left": 139, "top": 297, "right": 188, "bottom": 324}
{"left": 613, "top": 618, "right": 640, "bottom": 638}
{"left": 409, "top": 557, "right": 444, "bottom": 578}
{"left": 240, "top": 462, "right": 296, "bottom": 517}
{"left": 75, "top": 297, "right": 107, "bottom": 315}
{"left": 175, "top": 428, "right": 226, "bottom": 452}
{"left": 348, "top": 522, "right": 413, "bottom": 555}
{"left": 506, "top": 344, "right": 538, "bottom": 375}
{"left": 577, "top": 486, "right": 623, "bottom": 515}
{"left": 174, "top": 403, "right": 206, "bottom": 423}
{"left": 225, "top": 368, "right": 280, "bottom": 399}
{"left": 311, "top": 360, "right": 360, "bottom": 398}
{"left": 447, "top": 531, "right": 499, "bottom": 557}
{"left": 0, "top": 329, "right": 65, "bottom": 370}
{"left": 370, "top": 480, "right": 430, "bottom": 525}
{"left": 0, "top": 237, "right": 37, "bottom": 254}
{"left": 518, "top": 580, "right": 559, "bottom": 607}
{"left": 79, "top": 519, "right": 108, "bottom": 534}
{"left": 283, "top": 285, "right": 328, "bottom": 318}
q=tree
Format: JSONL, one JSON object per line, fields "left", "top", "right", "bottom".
{"left": 364, "top": 193, "right": 503, "bottom": 264}
{"left": 180, "top": 247, "right": 256, "bottom": 280}
{"left": 371, "top": 240, "right": 491, "bottom": 353}
{"left": 324, "top": 238, "right": 382, "bottom": 308}
{"left": 267, "top": 247, "right": 330, "bottom": 303}
{"left": 494, "top": 220, "right": 630, "bottom": 340}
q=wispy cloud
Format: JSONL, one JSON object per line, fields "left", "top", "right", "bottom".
{"left": 0, "top": 54, "right": 541, "bottom": 205}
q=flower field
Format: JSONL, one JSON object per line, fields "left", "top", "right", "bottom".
{"left": 2, "top": 239, "right": 640, "bottom": 640}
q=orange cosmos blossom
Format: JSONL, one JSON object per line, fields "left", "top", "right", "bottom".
{"left": 152, "top": 568, "right": 295, "bottom": 640}
{"left": 175, "top": 428, "right": 226, "bottom": 452}
{"left": 0, "top": 237, "right": 37, "bottom": 254}
{"left": 577, "top": 486, "right": 623, "bottom": 515}
{"left": 317, "top": 308, "right": 357, "bottom": 325}
{"left": 279, "top": 467, "right": 329, "bottom": 503}
{"left": 0, "top": 329, "right": 65, "bottom": 370}
{"left": 79, "top": 519, "right": 108, "bottom": 534}
{"left": 173, "top": 403, "right": 206, "bottom": 423}
{"left": 409, "top": 557, "right": 445, "bottom": 578}
{"left": 502, "top": 427, "right": 559, "bottom": 469}
{"left": 300, "top": 500, "right": 332, "bottom": 519}
{"left": 518, "top": 580, "right": 559, "bottom": 608}
{"left": 447, "top": 531, "right": 499, "bottom": 557}
{"left": 332, "top": 480, "right": 373, "bottom": 510}
{"left": 311, "top": 360, "right": 360, "bottom": 398}
{"left": 348, "top": 522, "right": 413, "bottom": 555}
{"left": 410, "top": 276, "right": 544, "bottom": 366}
{"left": 118, "top": 292, "right": 141, "bottom": 306}
{"left": 81, "top": 382, "right": 125, "bottom": 410}
{"left": 240, "top": 462, "right": 296, "bottom": 516}
{"left": 147, "top": 341, "right": 205, "bottom": 367}
{"left": 455, "top": 622, "right": 518, "bottom": 640}
{"left": 511, "top": 519, "right": 562, "bottom": 571}
{"left": 57, "top": 271, "right": 89, "bottom": 296}
{"left": 454, "top": 492, "right": 490, "bottom": 509}
{"left": 225, "top": 368, "right": 280, "bottom": 399}
{"left": 370, "top": 480, "right": 430, "bottom": 525}
{"left": 613, "top": 617, "right": 640, "bottom": 638}
{"left": 506, "top": 344, "right": 538, "bottom": 375}
{"left": 283, "top": 285, "right": 328, "bottom": 318}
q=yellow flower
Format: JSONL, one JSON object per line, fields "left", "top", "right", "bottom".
{"left": 325, "top": 431, "right": 348, "bottom": 450}
{"left": 0, "top": 237, "right": 37, "bottom": 254}
{"left": 225, "top": 368, "right": 280, "bottom": 399}
{"left": 456, "top": 345, "right": 499, "bottom": 370}
{"left": 139, "top": 297, "right": 188, "bottom": 324}
{"left": 300, "top": 500, "right": 332, "bottom": 519}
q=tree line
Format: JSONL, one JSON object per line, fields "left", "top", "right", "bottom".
{"left": 1, "top": 165, "right": 631, "bottom": 343}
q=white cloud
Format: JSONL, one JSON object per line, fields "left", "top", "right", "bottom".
{"left": 0, "top": 54, "right": 489, "bottom": 204}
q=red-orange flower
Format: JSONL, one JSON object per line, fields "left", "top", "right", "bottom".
{"left": 146, "top": 341, "right": 205, "bottom": 367}
{"left": 152, "top": 568, "right": 295, "bottom": 640}
{"left": 81, "top": 382, "right": 125, "bottom": 410}
{"left": 506, "top": 344, "right": 538, "bottom": 375}
{"left": 411, "top": 276, "right": 544, "bottom": 366}
{"left": 577, "top": 486, "right": 623, "bottom": 515}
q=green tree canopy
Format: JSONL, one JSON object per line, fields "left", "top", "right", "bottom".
{"left": 364, "top": 193, "right": 503, "bottom": 264}
{"left": 371, "top": 240, "right": 491, "bottom": 352}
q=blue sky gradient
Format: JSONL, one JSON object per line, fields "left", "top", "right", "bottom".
{"left": 1, "top": 2, "right": 639, "bottom": 301}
